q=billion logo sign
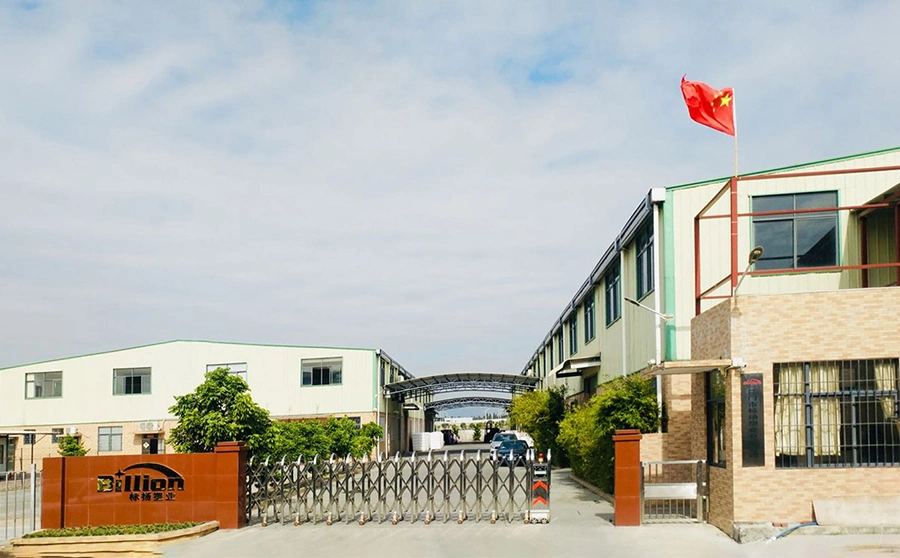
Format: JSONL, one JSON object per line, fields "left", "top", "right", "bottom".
{"left": 97, "top": 463, "right": 185, "bottom": 502}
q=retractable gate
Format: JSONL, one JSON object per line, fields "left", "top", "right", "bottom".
{"left": 247, "top": 450, "right": 551, "bottom": 526}
{"left": 641, "top": 460, "right": 707, "bottom": 523}
{"left": 1, "top": 465, "right": 41, "bottom": 541}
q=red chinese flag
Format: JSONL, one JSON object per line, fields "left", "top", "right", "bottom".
{"left": 681, "top": 76, "right": 735, "bottom": 136}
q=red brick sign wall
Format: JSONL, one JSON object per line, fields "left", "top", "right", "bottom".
{"left": 42, "top": 441, "right": 247, "bottom": 529}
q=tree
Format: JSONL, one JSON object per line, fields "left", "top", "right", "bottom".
{"left": 168, "top": 368, "right": 272, "bottom": 455}
{"left": 508, "top": 386, "right": 567, "bottom": 464}
{"left": 472, "top": 423, "right": 482, "bottom": 441}
{"left": 57, "top": 435, "right": 88, "bottom": 456}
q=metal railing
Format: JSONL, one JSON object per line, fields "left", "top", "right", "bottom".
{"left": 640, "top": 460, "right": 706, "bottom": 523}
{"left": 247, "top": 449, "right": 549, "bottom": 526}
{"left": 1, "top": 464, "right": 42, "bottom": 541}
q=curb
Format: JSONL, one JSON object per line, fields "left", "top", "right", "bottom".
{"left": 9, "top": 520, "right": 218, "bottom": 556}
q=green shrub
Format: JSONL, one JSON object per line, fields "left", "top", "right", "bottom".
{"left": 23, "top": 522, "right": 202, "bottom": 538}
{"left": 508, "top": 386, "right": 568, "bottom": 465}
{"left": 57, "top": 435, "right": 88, "bottom": 457}
{"left": 472, "top": 423, "right": 482, "bottom": 441}
{"left": 265, "top": 418, "right": 383, "bottom": 460}
{"left": 557, "top": 374, "right": 659, "bottom": 493}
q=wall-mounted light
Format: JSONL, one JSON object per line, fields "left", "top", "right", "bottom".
{"left": 733, "top": 246, "right": 764, "bottom": 297}
{"left": 624, "top": 296, "right": 674, "bottom": 321}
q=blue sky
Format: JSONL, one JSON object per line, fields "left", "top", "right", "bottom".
{"left": 1, "top": 1, "right": 898, "bottom": 383}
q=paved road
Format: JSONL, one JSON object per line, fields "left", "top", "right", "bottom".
{"left": 160, "top": 468, "right": 900, "bottom": 558}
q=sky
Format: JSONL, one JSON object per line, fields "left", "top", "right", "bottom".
{"left": 2, "top": 1, "right": 899, "bottom": 384}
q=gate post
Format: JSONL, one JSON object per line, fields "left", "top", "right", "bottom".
{"left": 215, "top": 441, "right": 249, "bottom": 529}
{"left": 613, "top": 429, "right": 642, "bottom": 527}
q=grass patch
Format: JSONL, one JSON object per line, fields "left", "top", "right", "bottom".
{"left": 23, "top": 522, "right": 202, "bottom": 538}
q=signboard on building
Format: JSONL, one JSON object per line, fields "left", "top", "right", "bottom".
{"left": 741, "top": 374, "right": 765, "bottom": 467}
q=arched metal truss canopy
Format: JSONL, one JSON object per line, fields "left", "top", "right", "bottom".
{"left": 384, "top": 372, "right": 539, "bottom": 400}
{"left": 425, "top": 396, "right": 513, "bottom": 412}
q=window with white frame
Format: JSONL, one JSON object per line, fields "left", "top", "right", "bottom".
{"left": 113, "top": 367, "right": 151, "bottom": 395}
{"left": 25, "top": 371, "right": 63, "bottom": 399}
{"left": 51, "top": 427, "right": 64, "bottom": 444}
{"left": 98, "top": 426, "right": 123, "bottom": 452}
{"left": 635, "top": 223, "right": 654, "bottom": 299}
{"left": 207, "top": 362, "right": 248, "bottom": 381}
{"left": 774, "top": 358, "right": 900, "bottom": 468}
{"left": 301, "top": 357, "right": 343, "bottom": 386}
{"left": 584, "top": 288, "right": 596, "bottom": 343}
{"left": 752, "top": 191, "right": 838, "bottom": 271}
{"left": 605, "top": 263, "right": 621, "bottom": 326}
{"left": 568, "top": 316, "right": 577, "bottom": 356}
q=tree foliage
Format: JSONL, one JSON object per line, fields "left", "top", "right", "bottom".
{"left": 557, "top": 374, "right": 659, "bottom": 493}
{"left": 472, "top": 423, "right": 482, "bottom": 441}
{"left": 266, "top": 418, "right": 383, "bottom": 460}
{"left": 168, "top": 368, "right": 272, "bottom": 455}
{"left": 57, "top": 435, "right": 88, "bottom": 457}
{"left": 508, "top": 386, "right": 568, "bottom": 465}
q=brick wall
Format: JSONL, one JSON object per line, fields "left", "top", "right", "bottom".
{"left": 689, "top": 287, "right": 900, "bottom": 532}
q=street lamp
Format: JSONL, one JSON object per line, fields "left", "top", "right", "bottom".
{"left": 733, "top": 246, "right": 764, "bottom": 297}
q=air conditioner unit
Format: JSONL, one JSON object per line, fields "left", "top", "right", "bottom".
{"left": 65, "top": 426, "right": 79, "bottom": 436}
{"left": 137, "top": 421, "right": 161, "bottom": 433}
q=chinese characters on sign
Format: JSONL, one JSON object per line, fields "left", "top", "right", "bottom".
{"left": 741, "top": 374, "right": 765, "bottom": 467}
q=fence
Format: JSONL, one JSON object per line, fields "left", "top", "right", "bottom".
{"left": 641, "top": 460, "right": 707, "bottom": 523}
{"left": 1, "top": 464, "right": 41, "bottom": 541}
{"left": 247, "top": 449, "right": 550, "bottom": 526}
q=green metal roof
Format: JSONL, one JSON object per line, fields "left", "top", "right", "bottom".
{"left": 666, "top": 145, "right": 900, "bottom": 192}
{"left": 0, "top": 339, "right": 377, "bottom": 371}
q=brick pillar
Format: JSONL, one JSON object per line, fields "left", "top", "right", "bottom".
{"left": 214, "top": 441, "right": 249, "bottom": 529}
{"left": 613, "top": 429, "right": 642, "bottom": 527}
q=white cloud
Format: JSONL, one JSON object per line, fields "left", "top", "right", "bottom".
{"left": 0, "top": 0, "right": 898, "bottom": 376}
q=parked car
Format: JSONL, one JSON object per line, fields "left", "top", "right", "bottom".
{"left": 489, "top": 432, "right": 518, "bottom": 453}
{"left": 493, "top": 440, "right": 529, "bottom": 465}
{"left": 509, "top": 430, "right": 534, "bottom": 447}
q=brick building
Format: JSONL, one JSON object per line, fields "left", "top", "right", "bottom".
{"left": 521, "top": 146, "right": 900, "bottom": 535}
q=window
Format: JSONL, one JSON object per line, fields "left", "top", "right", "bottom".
{"left": 752, "top": 191, "right": 838, "bottom": 270}
{"left": 568, "top": 316, "right": 577, "bottom": 356}
{"left": 379, "top": 361, "right": 386, "bottom": 386}
{"left": 23, "top": 429, "right": 36, "bottom": 445}
{"left": 542, "top": 351, "right": 548, "bottom": 379}
{"left": 636, "top": 223, "right": 654, "bottom": 299}
{"left": 707, "top": 369, "right": 726, "bottom": 467}
{"left": 207, "top": 363, "right": 248, "bottom": 381}
{"left": 98, "top": 426, "right": 123, "bottom": 452}
{"left": 51, "top": 428, "right": 64, "bottom": 444}
{"left": 774, "top": 358, "right": 900, "bottom": 468}
{"left": 113, "top": 367, "right": 151, "bottom": 395}
{"left": 605, "top": 263, "right": 621, "bottom": 326}
{"left": 301, "top": 357, "right": 343, "bottom": 386}
{"left": 25, "top": 371, "right": 62, "bottom": 399}
{"left": 584, "top": 289, "right": 596, "bottom": 343}
{"left": 557, "top": 334, "right": 564, "bottom": 364}
{"left": 548, "top": 340, "right": 554, "bottom": 369}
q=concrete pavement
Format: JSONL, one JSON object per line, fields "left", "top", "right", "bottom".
{"left": 160, "top": 468, "right": 900, "bottom": 558}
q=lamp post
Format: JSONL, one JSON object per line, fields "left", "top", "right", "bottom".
{"left": 733, "top": 246, "right": 764, "bottom": 297}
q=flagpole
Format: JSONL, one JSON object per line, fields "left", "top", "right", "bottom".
{"left": 732, "top": 87, "right": 738, "bottom": 178}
